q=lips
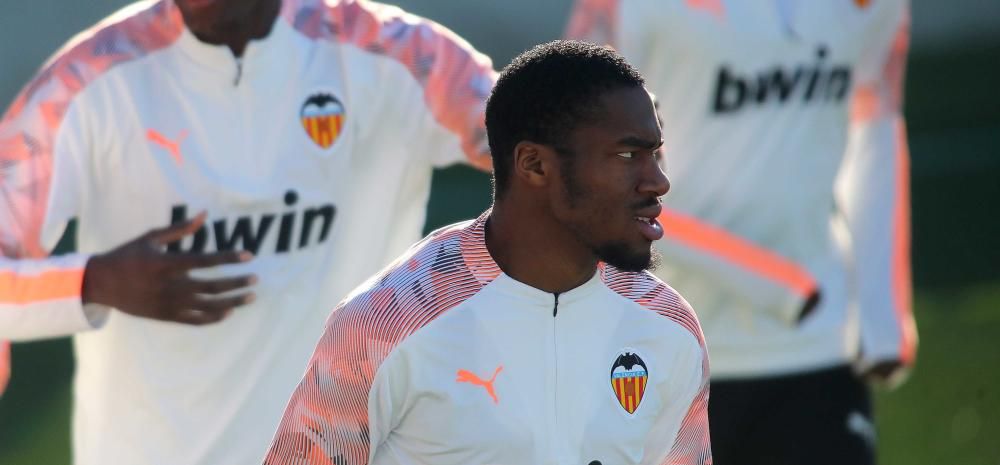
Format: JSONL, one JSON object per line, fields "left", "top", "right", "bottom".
{"left": 633, "top": 204, "right": 663, "bottom": 241}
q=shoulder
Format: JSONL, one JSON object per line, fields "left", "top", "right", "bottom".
{"left": 281, "top": 0, "right": 490, "bottom": 65}
{"left": 3, "top": 1, "right": 183, "bottom": 122}
{"left": 601, "top": 265, "right": 706, "bottom": 347}
{"left": 326, "top": 219, "right": 487, "bottom": 345}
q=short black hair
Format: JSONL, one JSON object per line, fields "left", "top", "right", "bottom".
{"left": 485, "top": 40, "right": 645, "bottom": 198}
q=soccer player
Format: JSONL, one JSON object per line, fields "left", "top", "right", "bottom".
{"left": 0, "top": 0, "right": 495, "bottom": 463}
{"left": 264, "top": 40, "right": 711, "bottom": 465}
{"left": 567, "top": 1, "right": 917, "bottom": 464}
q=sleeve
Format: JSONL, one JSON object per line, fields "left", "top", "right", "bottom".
{"left": 644, "top": 340, "right": 712, "bottom": 465}
{"left": 653, "top": 209, "right": 820, "bottom": 325}
{"left": 836, "top": 1, "right": 917, "bottom": 380}
{"left": 0, "top": 58, "right": 109, "bottom": 341}
{"left": 565, "top": 0, "right": 622, "bottom": 47}
{"left": 392, "top": 12, "right": 497, "bottom": 172}
{"left": 564, "top": 0, "right": 658, "bottom": 71}
{"left": 264, "top": 295, "right": 395, "bottom": 465}
{"left": 0, "top": 255, "right": 108, "bottom": 340}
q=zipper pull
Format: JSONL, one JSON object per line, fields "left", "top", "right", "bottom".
{"left": 233, "top": 57, "right": 244, "bottom": 86}
{"left": 553, "top": 293, "right": 560, "bottom": 317}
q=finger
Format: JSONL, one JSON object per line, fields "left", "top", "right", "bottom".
{"left": 185, "top": 274, "right": 258, "bottom": 295}
{"left": 167, "top": 250, "right": 254, "bottom": 271}
{"left": 149, "top": 212, "right": 207, "bottom": 246}
{"left": 173, "top": 308, "right": 232, "bottom": 326}
{"left": 187, "top": 292, "right": 256, "bottom": 313}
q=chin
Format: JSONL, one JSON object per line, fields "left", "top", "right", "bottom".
{"left": 595, "top": 242, "right": 658, "bottom": 272}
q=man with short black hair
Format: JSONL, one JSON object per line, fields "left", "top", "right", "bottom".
{"left": 265, "top": 40, "right": 711, "bottom": 465}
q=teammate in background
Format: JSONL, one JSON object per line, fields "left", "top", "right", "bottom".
{"left": 567, "top": 1, "right": 916, "bottom": 464}
{"left": 264, "top": 41, "right": 710, "bottom": 465}
{"left": 0, "top": 0, "right": 495, "bottom": 463}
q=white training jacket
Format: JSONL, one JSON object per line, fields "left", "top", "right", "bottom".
{"left": 0, "top": 0, "right": 495, "bottom": 463}
{"left": 567, "top": 0, "right": 917, "bottom": 379}
{"left": 265, "top": 214, "right": 711, "bottom": 465}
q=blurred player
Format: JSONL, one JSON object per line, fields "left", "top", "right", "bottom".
{"left": 263, "top": 40, "right": 710, "bottom": 465}
{"left": 0, "top": 0, "right": 495, "bottom": 463}
{"left": 567, "top": 1, "right": 917, "bottom": 464}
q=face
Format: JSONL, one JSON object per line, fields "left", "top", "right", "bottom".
{"left": 550, "top": 86, "right": 669, "bottom": 271}
{"left": 175, "top": 0, "right": 275, "bottom": 42}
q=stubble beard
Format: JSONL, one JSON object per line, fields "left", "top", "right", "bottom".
{"left": 559, "top": 159, "right": 658, "bottom": 273}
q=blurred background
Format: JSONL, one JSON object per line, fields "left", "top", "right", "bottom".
{"left": 0, "top": 0, "right": 997, "bottom": 463}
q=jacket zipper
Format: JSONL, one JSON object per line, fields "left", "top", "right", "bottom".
{"left": 551, "top": 292, "right": 560, "bottom": 460}
{"left": 233, "top": 57, "right": 244, "bottom": 86}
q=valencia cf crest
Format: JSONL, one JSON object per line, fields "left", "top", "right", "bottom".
{"left": 610, "top": 350, "right": 648, "bottom": 415}
{"left": 300, "top": 92, "right": 346, "bottom": 149}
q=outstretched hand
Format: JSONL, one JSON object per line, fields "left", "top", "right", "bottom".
{"left": 82, "top": 212, "right": 257, "bottom": 325}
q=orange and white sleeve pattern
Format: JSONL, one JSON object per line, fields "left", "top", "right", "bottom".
{"left": 1, "top": 2, "right": 182, "bottom": 344}
{"left": 838, "top": 1, "right": 917, "bottom": 376}
{"left": 657, "top": 348, "right": 711, "bottom": 465}
{"left": 0, "top": 255, "right": 105, "bottom": 340}
{"left": 264, "top": 225, "right": 493, "bottom": 464}
{"left": 654, "top": 209, "right": 820, "bottom": 324}
{"left": 287, "top": 0, "right": 497, "bottom": 171}
{"left": 0, "top": 48, "right": 91, "bottom": 310}
{"left": 262, "top": 292, "right": 386, "bottom": 465}
{"left": 0, "top": 46, "right": 94, "bottom": 340}
{"left": 565, "top": 0, "right": 661, "bottom": 72}
{"left": 565, "top": 0, "right": 622, "bottom": 48}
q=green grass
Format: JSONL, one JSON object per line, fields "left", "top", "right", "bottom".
{"left": 875, "top": 282, "right": 1000, "bottom": 465}
{"left": 1, "top": 281, "right": 997, "bottom": 464}
{"left": 0, "top": 382, "right": 71, "bottom": 464}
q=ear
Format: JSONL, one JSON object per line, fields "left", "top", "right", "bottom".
{"left": 512, "top": 141, "right": 558, "bottom": 189}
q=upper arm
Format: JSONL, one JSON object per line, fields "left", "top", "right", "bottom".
{"left": 564, "top": 0, "right": 662, "bottom": 71}
{"left": 565, "top": 0, "right": 623, "bottom": 46}
{"left": 3, "top": 1, "right": 184, "bottom": 260}
{"left": 647, "top": 338, "right": 711, "bottom": 465}
{"left": 402, "top": 23, "right": 496, "bottom": 171}
{"left": 849, "top": 0, "right": 910, "bottom": 125}
{"left": 264, "top": 296, "right": 397, "bottom": 465}
{"left": 1, "top": 72, "right": 91, "bottom": 260}
{"left": 343, "top": 3, "right": 496, "bottom": 171}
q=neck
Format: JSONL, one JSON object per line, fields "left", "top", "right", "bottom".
{"left": 486, "top": 198, "right": 598, "bottom": 294}
{"left": 188, "top": 0, "right": 282, "bottom": 57}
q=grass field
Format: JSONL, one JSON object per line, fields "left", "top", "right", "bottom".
{"left": 1, "top": 281, "right": 996, "bottom": 464}
{"left": 875, "top": 282, "right": 1000, "bottom": 465}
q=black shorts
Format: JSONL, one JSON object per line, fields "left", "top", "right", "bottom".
{"left": 709, "top": 365, "right": 875, "bottom": 465}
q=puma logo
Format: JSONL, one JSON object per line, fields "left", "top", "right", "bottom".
{"left": 456, "top": 365, "right": 503, "bottom": 404}
{"left": 147, "top": 129, "right": 188, "bottom": 165}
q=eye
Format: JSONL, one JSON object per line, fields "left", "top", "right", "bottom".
{"left": 617, "top": 151, "right": 636, "bottom": 159}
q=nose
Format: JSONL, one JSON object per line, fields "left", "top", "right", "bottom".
{"left": 638, "top": 157, "right": 670, "bottom": 198}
